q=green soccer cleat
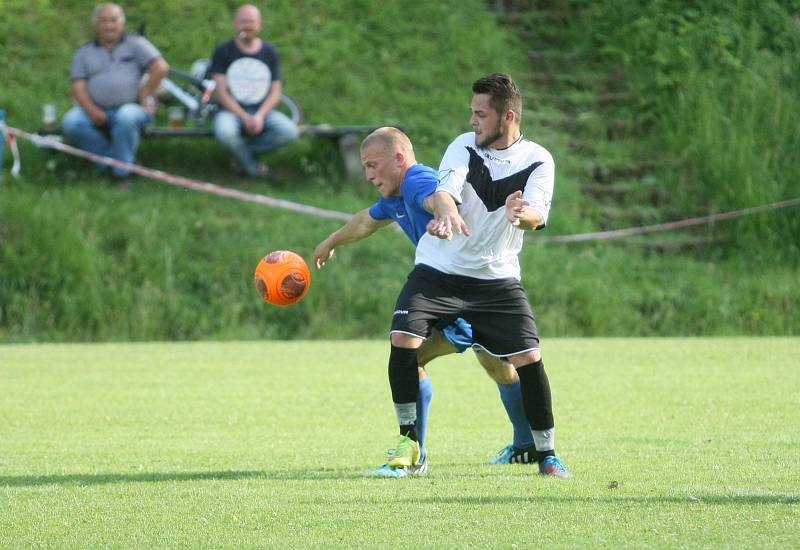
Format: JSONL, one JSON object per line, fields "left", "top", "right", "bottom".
{"left": 370, "top": 457, "right": 428, "bottom": 478}
{"left": 386, "top": 434, "right": 421, "bottom": 469}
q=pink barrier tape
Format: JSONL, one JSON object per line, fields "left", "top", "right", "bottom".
{"left": 531, "top": 196, "right": 800, "bottom": 244}
{"left": 5, "top": 123, "right": 797, "bottom": 242}
{"left": 1, "top": 124, "right": 354, "bottom": 223}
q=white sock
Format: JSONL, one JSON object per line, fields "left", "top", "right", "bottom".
{"left": 394, "top": 402, "right": 417, "bottom": 426}
{"left": 532, "top": 428, "right": 555, "bottom": 452}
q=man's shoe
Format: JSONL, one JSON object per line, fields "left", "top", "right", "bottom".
{"left": 116, "top": 177, "right": 134, "bottom": 191}
{"left": 386, "top": 435, "right": 420, "bottom": 469}
{"left": 490, "top": 443, "right": 537, "bottom": 464}
{"left": 539, "top": 455, "right": 571, "bottom": 478}
{"left": 371, "top": 463, "right": 408, "bottom": 478}
{"left": 253, "top": 162, "right": 270, "bottom": 178}
{"left": 370, "top": 457, "right": 428, "bottom": 478}
{"left": 407, "top": 457, "right": 428, "bottom": 476}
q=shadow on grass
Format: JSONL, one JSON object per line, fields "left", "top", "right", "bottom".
{"left": 4, "top": 469, "right": 799, "bottom": 507}
{"left": 0, "top": 468, "right": 367, "bottom": 487}
{"left": 390, "top": 494, "right": 800, "bottom": 506}
{"left": 0, "top": 470, "right": 264, "bottom": 487}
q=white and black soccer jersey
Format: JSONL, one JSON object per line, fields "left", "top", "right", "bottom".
{"left": 415, "top": 132, "right": 554, "bottom": 280}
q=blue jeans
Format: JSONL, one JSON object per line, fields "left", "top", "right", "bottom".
{"left": 62, "top": 104, "right": 152, "bottom": 178}
{"left": 213, "top": 107, "right": 299, "bottom": 176}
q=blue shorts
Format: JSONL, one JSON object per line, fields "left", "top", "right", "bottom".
{"left": 435, "top": 317, "right": 473, "bottom": 353}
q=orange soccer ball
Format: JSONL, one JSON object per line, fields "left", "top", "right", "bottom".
{"left": 254, "top": 250, "right": 311, "bottom": 306}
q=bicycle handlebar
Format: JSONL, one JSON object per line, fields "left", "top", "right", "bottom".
{"left": 167, "top": 67, "right": 207, "bottom": 88}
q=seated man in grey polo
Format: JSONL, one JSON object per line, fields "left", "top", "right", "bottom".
{"left": 62, "top": 3, "right": 169, "bottom": 182}
{"left": 209, "top": 4, "right": 299, "bottom": 178}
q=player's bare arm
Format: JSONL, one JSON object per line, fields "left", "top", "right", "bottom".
{"left": 428, "top": 191, "right": 470, "bottom": 239}
{"left": 504, "top": 190, "right": 544, "bottom": 230}
{"left": 313, "top": 208, "right": 391, "bottom": 268}
{"left": 422, "top": 195, "right": 435, "bottom": 213}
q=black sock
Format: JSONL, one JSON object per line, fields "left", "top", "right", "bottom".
{"left": 388, "top": 345, "right": 420, "bottom": 404}
{"left": 516, "top": 359, "right": 554, "bottom": 431}
{"left": 400, "top": 424, "right": 418, "bottom": 441}
{"left": 536, "top": 450, "right": 555, "bottom": 462}
{"left": 388, "top": 345, "right": 419, "bottom": 440}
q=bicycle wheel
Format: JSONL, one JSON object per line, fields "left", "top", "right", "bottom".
{"left": 279, "top": 93, "right": 304, "bottom": 126}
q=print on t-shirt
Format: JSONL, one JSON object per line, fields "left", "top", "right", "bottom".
{"left": 227, "top": 57, "right": 272, "bottom": 105}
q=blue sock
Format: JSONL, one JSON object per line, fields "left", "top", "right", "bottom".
{"left": 416, "top": 377, "right": 433, "bottom": 461}
{"left": 497, "top": 381, "right": 534, "bottom": 449}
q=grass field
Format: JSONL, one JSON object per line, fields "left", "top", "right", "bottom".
{"left": 1, "top": 339, "right": 798, "bottom": 548}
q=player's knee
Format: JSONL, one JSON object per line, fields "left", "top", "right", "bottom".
{"left": 490, "top": 364, "right": 518, "bottom": 384}
{"left": 509, "top": 349, "right": 541, "bottom": 368}
{"left": 478, "top": 355, "right": 518, "bottom": 384}
{"left": 390, "top": 331, "right": 423, "bottom": 349}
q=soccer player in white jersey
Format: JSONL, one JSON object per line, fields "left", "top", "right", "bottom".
{"left": 313, "top": 128, "right": 540, "bottom": 477}
{"left": 383, "top": 73, "right": 571, "bottom": 477}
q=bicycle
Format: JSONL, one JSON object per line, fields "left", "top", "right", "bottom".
{"left": 150, "top": 58, "right": 304, "bottom": 136}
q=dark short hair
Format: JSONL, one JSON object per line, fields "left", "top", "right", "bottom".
{"left": 472, "top": 73, "right": 522, "bottom": 120}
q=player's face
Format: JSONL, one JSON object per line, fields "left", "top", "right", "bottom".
{"left": 471, "top": 93, "right": 505, "bottom": 148}
{"left": 361, "top": 145, "right": 403, "bottom": 198}
{"left": 95, "top": 6, "right": 124, "bottom": 46}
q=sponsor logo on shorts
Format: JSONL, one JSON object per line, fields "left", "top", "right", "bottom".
{"left": 393, "top": 309, "right": 409, "bottom": 316}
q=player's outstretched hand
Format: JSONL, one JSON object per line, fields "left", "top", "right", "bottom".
{"left": 313, "top": 243, "right": 334, "bottom": 269}
{"left": 426, "top": 218, "right": 449, "bottom": 239}
{"left": 427, "top": 213, "right": 470, "bottom": 240}
{"left": 505, "top": 190, "right": 530, "bottom": 227}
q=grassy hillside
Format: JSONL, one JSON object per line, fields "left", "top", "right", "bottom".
{"left": 0, "top": 0, "right": 524, "bottom": 159}
{"left": 1, "top": 1, "right": 798, "bottom": 341}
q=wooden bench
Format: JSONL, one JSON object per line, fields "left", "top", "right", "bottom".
{"left": 38, "top": 122, "right": 390, "bottom": 179}
{"left": 143, "top": 124, "right": 386, "bottom": 179}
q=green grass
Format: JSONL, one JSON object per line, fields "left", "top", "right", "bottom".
{"left": 2, "top": 339, "right": 798, "bottom": 548}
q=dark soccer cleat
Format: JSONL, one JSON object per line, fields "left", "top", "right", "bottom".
{"left": 490, "top": 443, "right": 537, "bottom": 464}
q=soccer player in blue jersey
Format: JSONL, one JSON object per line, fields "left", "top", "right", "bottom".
{"left": 313, "top": 127, "right": 537, "bottom": 476}
{"left": 384, "top": 74, "right": 570, "bottom": 478}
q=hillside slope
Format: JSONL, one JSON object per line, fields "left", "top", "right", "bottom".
{"left": 1, "top": 1, "right": 798, "bottom": 341}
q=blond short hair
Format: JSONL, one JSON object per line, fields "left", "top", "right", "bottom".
{"left": 361, "top": 127, "right": 414, "bottom": 158}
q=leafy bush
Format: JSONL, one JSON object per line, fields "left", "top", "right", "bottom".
{"left": 577, "top": 0, "right": 800, "bottom": 260}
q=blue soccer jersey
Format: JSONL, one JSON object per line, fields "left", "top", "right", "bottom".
{"left": 368, "top": 164, "right": 436, "bottom": 244}
{"left": 368, "top": 164, "right": 473, "bottom": 353}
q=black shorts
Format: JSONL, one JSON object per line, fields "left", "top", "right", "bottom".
{"left": 390, "top": 264, "right": 540, "bottom": 357}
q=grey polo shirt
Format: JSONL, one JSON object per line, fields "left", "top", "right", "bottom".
{"left": 71, "top": 33, "right": 161, "bottom": 109}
